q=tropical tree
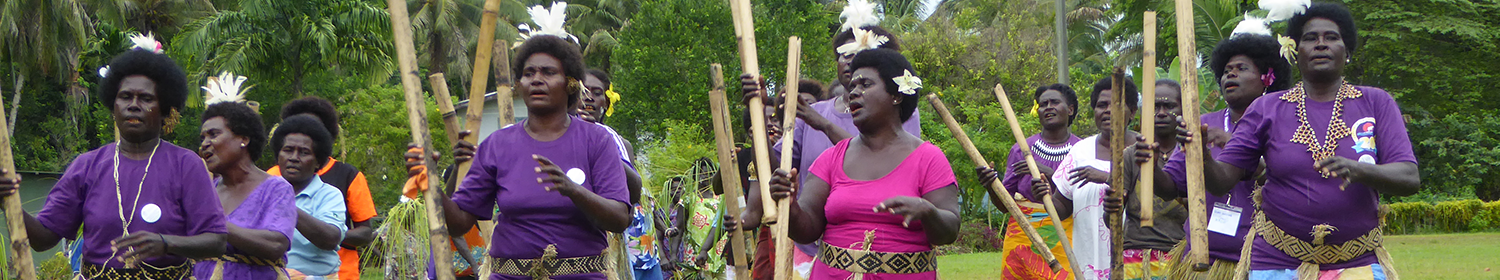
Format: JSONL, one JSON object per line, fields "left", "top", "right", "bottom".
{"left": 0, "top": 0, "right": 92, "bottom": 151}
{"left": 82, "top": 0, "right": 219, "bottom": 39}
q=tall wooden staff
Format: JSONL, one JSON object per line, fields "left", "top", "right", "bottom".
{"left": 1138, "top": 11, "right": 1158, "bottom": 228}
{"left": 708, "top": 64, "right": 752, "bottom": 280}
{"left": 430, "top": 73, "right": 482, "bottom": 269}
{"left": 1175, "top": 0, "right": 1212, "bottom": 270}
{"left": 926, "top": 94, "right": 1061, "bottom": 271}
{"left": 476, "top": 39, "right": 511, "bottom": 276}
{"left": 469, "top": 0, "right": 506, "bottom": 273}
{"left": 1107, "top": 68, "right": 1128, "bottom": 280}
{"left": 0, "top": 81, "right": 37, "bottom": 280}
{"left": 728, "top": 0, "right": 779, "bottom": 229}
{"left": 991, "top": 84, "right": 1083, "bottom": 279}
{"left": 493, "top": 40, "right": 515, "bottom": 128}
{"left": 772, "top": 37, "right": 802, "bottom": 280}
{"left": 386, "top": 0, "right": 457, "bottom": 278}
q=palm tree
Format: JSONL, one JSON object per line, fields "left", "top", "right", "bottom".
{"left": 82, "top": 0, "right": 219, "bottom": 40}
{"left": 0, "top": 0, "right": 92, "bottom": 140}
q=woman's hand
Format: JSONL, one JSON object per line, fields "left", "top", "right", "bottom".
{"left": 1175, "top": 118, "right": 1232, "bottom": 150}
{"left": 768, "top": 169, "right": 798, "bottom": 201}
{"left": 1314, "top": 156, "right": 1365, "bottom": 184}
{"left": 534, "top": 155, "right": 585, "bottom": 197}
{"left": 875, "top": 196, "right": 937, "bottom": 228}
{"left": 1102, "top": 188, "right": 1123, "bottom": 214}
{"left": 0, "top": 169, "right": 20, "bottom": 199}
{"left": 1068, "top": 166, "right": 1109, "bottom": 187}
{"left": 453, "top": 130, "right": 476, "bottom": 166}
{"left": 1030, "top": 178, "right": 1052, "bottom": 201}
{"left": 404, "top": 144, "right": 440, "bottom": 179}
{"left": 739, "top": 74, "right": 769, "bottom": 107}
{"left": 113, "top": 232, "right": 169, "bottom": 268}
{"left": 974, "top": 166, "right": 1000, "bottom": 187}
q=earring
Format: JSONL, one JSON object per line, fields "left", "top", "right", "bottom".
{"left": 240, "top": 142, "right": 247, "bottom": 148}
{"left": 162, "top": 108, "right": 181, "bottom": 134}
{"left": 893, "top": 100, "right": 899, "bottom": 105}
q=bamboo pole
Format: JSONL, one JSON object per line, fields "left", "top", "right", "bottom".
{"left": 926, "top": 94, "right": 1061, "bottom": 271}
{"left": 1108, "top": 68, "right": 1128, "bottom": 280}
{"left": 0, "top": 79, "right": 36, "bottom": 280}
{"left": 709, "top": 64, "right": 752, "bottom": 280}
{"left": 1139, "top": 11, "right": 1158, "bottom": 228}
{"left": 493, "top": 40, "right": 514, "bottom": 129}
{"left": 772, "top": 37, "right": 802, "bottom": 280}
{"left": 728, "top": 0, "right": 778, "bottom": 224}
{"left": 992, "top": 84, "right": 1083, "bottom": 279}
{"left": 1175, "top": 0, "right": 1211, "bottom": 270}
{"left": 429, "top": 73, "right": 482, "bottom": 270}
{"left": 385, "top": 0, "right": 456, "bottom": 278}
{"left": 469, "top": 0, "right": 503, "bottom": 273}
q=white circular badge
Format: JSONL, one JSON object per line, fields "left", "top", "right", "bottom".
{"left": 1359, "top": 154, "right": 1376, "bottom": 165}
{"left": 566, "top": 168, "right": 587, "bottom": 185}
{"left": 141, "top": 204, "right": 162, "bottom": 223}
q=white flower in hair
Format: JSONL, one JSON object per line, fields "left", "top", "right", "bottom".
{"left": 836, "top": 28, "right": 889, "bottom": 56}
{"left": 525, "top": 2, "right": 572, "bottom": 40}
{"left": 1259, "top": 0, "right": 1310, "bottom": 22}
{"left": 1231, "top": 13, "right": 1272, "bottom": 37}
{"left": 203, "top": 71, "right": 253, "bottom": 105}
{"left": 98, "top": 66, "right": 110, "bottom": 78}
{"left": 892, "top": 70, "right": 922, "bottom": 96}
{"left": 839, "top": 0, "right": 882, "bottom": 32}
{"left": 128, "top": 32, "right": 164, "bottom": 54}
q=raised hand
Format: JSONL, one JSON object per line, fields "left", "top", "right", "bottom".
{"left": 534, "top": 154, "right": 584, "bottom": 197}
{"left": 874, "top": 196, "right": 937, "bottom": 228}
{"left": 452, "top": 130, "right": 477, "bottom": 165}
{"left": 1068, "top": 166, "right": 1109, "bottom": 187}
{"left": 767, "top": 169, "right": 798, "bottom": 201}
{"left": 975, "top": 165, "right": 1000, "bottom": 187}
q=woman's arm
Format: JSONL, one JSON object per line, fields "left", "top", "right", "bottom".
{"left": 227, "top": 223, "right": 290, "bottom": 259}
{"left": 778, "top": 169, "right": 829, "bottom": 244}
{"left": 535, "top": 155, "right": 631, "bottom": 232}
{"left": 1318, "top": 159, "right": 1419, "bottom": 196}
{"left": 295, "top": 209, "right": 345, "bottom": 251}
{"left": 113, "top": 231, "right": 228, "bottom": 261}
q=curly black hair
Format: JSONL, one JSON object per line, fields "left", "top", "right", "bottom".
{"left": 848, "top": 48, "right": 919, "bottom": 122}
{"left": 1032, "top": 83, "right": 1079, "bottom": 124}
{"left": 1210, "top": 34, "right": 1296, "bottom": 93}
{"left": 513, "top": 36, "right": 587, "bottom": 107}
{"left": 270, "top": 115, "right": 333, "bottom": 167}
{"left": 1155, "top": 79, "right": 1183, "bottom": 92}
{"left": 586, "top": 68, "right": 611, "bottom": 89}
{"left": 798, "top": 79, "right": 827, "bottom": 101}
{"left": 833, "top": 26, "right": 902, "bottom": 52}
{"left": 1286, "top": 2, "right": 1359, "bottom": 54}
{"left": 1090, "top": 76, "right": 1139, "bottom": 111}
{"left": 99, "top": 49, "right": 188, "bottom": 114}
{"left": 202, "top": 102, "right": 267, "bottom": 161}
{"left": 280, "top": 96, "right": 341, "bottom": 140}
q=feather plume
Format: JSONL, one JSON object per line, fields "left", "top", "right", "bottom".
{"left": 1259, "top": 0, "right": 1310, "bottom": 22}
{"left": 835, "top": 28, "right": 889, "bottom": 56}
{"left": 1232, "top": 13, "right": 1273, "bottom": 37}
{"left": 202, "top": 72, "right": 253, "bottom": 106}
{"left": 525, "top": 2, "right": 571, "bottom": 39}
{"left": 128, "top": 33, "right": 164, "bottom": 54}
{"left": 839, "top": 0, "right": 882, "bottom": 32}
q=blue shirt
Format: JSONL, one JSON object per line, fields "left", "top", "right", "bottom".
{"left": 287, "top": 175, "right": 348, "bottom": 275}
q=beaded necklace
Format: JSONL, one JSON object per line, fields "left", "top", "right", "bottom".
{"left": 93, "top": 140, "right": 160, "bottom": 278}
{"left": 1280, "top": 82, "right": 1361, "bottom": 178}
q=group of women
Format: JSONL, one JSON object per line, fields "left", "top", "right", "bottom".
{"left": 0, "top": 1, "right": 1418, "bottom": 280}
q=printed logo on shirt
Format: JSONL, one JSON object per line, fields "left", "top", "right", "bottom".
{"left": 1350, "top": 117, "right": 1377, "bottom": 154}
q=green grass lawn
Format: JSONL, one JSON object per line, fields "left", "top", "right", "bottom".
{"left": 938, "top": 233, "right": 1500, "bottom": 279}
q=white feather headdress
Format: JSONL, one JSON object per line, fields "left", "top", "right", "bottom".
{"left": 836, "top": 28, "right": 889, "bottom": 56}
{"left": 521, "top": 2, "right": 577, "bottom": 44}
{"left": 839, "top": 0, "right": 882, "bottom": 32}
{"left": 128, "top": 33, "right": 164, "bottom": 54}
{"left": 1259, "top": 0, "right": 1311, "bottom": 22}
{"left": 1231, "top": 13, "right": 1272, "bottom": 37}
{"left": 203, "top": 71, "right": 253, "bottom": 106}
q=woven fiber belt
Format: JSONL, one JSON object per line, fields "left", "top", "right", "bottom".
{"left": 817, "top": 241, "right": 936, "bottom": 275}
{"left": 489, "top": 244, "right": 606, "bottom": 280}
{"left": 1255, "top": 210, "right": 1384, "bottom": 264}
{"left": 79, "top": 262, "right": 191, "bottom": 280}
{"left": 204, "top": 253, "right": 286, "bottom": 267}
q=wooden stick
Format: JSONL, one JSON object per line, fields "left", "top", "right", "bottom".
{"left": 385, "top": 0, "right": 456, "bottom": 278}
{"left": 772, "top": 37, "right": 801, "bottom": 280}
{"left": 470, "top": 0, "right": 503, "bottom": 272}
{"left": 1139, "top": 11, "right": 1158, "bottom": 228}
{"left": 494, "top": 40, "right": 515, "bottom": 128}
{"left": 0, "top": 78, "right": 37, "bottom": 280}
{"left": 432, "top": 73, "right": 462, "bottom": 143}
{"left": 709, "top": 64, "right": 752, "bottom": 280}
{"left": 728, "top": 0, "right": 778, "bottom": 224}
{"left": 1175, "top": 0, "right": 1211, "bottom": 270}
{"left": 1108, "top": 68, "right": 1127, "bottom": 280}
{"left": 926, "top": 94, "right": 1061, "bottom": 271}
{"left": 992, "top": 83, "right": 1083, "bottom": 279}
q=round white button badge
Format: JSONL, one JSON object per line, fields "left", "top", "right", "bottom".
{"left": 141, "top": 204, "right": 162, "bottom": 223}
{"left": 567, "top": 168, "right": 587, "bottom": 185}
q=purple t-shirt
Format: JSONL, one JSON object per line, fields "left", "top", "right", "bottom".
{"left": 1216, "top": 85, "right": 1416, "bottom": 270}
{"left": 1164, "top": 109, "right": 1258, "bottom": 262}
{"left": 37, "top": 142, "right": 228, "bottom": 269}
{"left": 194, "top": 176, "right": 298, "bottom": 278}
{"left": 1001, "top": 133, "right": 1082, "bottom": 202}
{"left": 454, "top": 116, "right": 630, "bottom": 280}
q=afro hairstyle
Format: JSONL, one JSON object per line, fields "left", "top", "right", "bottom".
{"left": 833, "top": 25, "right": 902, "bottom": 53}
{"left": 270, "top": 114, "right": 333, "bottom": 167}
{"left": 202, "top": 102, "right": 268, "bottom": 161}
{"left": 847, "top": 48, "right": 919, "bottom": 122}
{"left": 586, "top": 68, "right": 611, "bottom": 89}
{"left": 1033, "top": 83, "right": 1079, "bottom": 124}
{"left": 1210, "top": 34, "right": 1296, "bottom": 93}
{"left": 280, "top": 96, "right": 341, "bottom": 140}
{"left": 512, "top": 35, "right": 587, "bottom": 107}
{"left": 798, "top": 79, "right": 828, "bottom": 101}
{"left": 99, "top": 49, "right": 188, "bottom": 114}
{"left": 1286, "top": 2, "right": 1359, "bottom": 55}
{"left": 1090, "top": 76, "right": 1140, "bottom": 111}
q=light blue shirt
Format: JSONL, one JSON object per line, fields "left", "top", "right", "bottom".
{"left": 287, "top": 175, "right": 347, "bottom": 276}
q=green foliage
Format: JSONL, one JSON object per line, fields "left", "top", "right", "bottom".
{"left": 1386, "top": 199, "right": 1500, "bottom": 234}
{"left": 636, "top": 119, "right": 717, "bottom": 198}
{"left": 364, "top": 199, "right": 431, "bottom": 279}
{"left": 336, "top": 83, "right": 452, "bottom": 213}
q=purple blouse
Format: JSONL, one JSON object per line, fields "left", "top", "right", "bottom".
{"left": 454, "top": 116, "right": 630, "bottom": 280}
{"left": 36, "top": 142, "right": 228, "bottom": 269}
{"left": 1164, "top": 109, "right": 1258, "bottom": 262}
{"left": 1002, "top": 133, "right": 1082, "bottom": 202}
{"left": 1216, "top": 85, "right": 1416, "bottom": 270}
{"left": 194, "top": 176, "right": 298, "bottom": 278}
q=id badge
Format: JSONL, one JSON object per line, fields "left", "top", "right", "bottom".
{"left": 1208, "top": 202, "right": 1243, "bottom": 237}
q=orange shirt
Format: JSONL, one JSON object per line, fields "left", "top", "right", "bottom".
{"left": 269, "top": 158, "right": 376, "bottom": 280}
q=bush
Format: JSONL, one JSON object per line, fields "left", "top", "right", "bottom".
{"left": 944, "top": 220, "right": 1004, "bottom": 255}
{"left": 1385, "top": 199, "right": 1500, "bottom": 235}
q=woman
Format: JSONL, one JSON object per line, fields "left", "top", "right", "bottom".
{"left": 1189, "top": 3, "right": 1417, "bottom": 279}
{"left": 768, "top": 48, "right": 960, "bottom": 280}
{"left": 195, "top": 100, "right": 298, "bottom": 279}
{"left": 0, "top": 48, "right": 229, "bottom": 279}
{"left": 1037, "top": 76, "right": 1140, "bottom": 280}
{"left": 438, "top": 33, "right": 632, "bottom": 279}
{"left": 975, "top": 83, "right": 1083, "bottom": 280}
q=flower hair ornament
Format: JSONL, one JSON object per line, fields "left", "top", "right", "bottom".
{"left": 836, "top": 28, "right": 890, "bottom": 56}
{"left": 1233, "top": 0, "right": 1310, "bottom": 65}
{"left": 517, "top": 1, "right": 579, "bottom": 45}
{"left": 99, "top": 32, "right": 166, "bottom": 78}
{"left": 892, "top": 70, "right": 922, "bottom": 96}
{"left": 839, "top": 0, "right": 882, "bottom": 32}
{"left": 603, "top": 85, "right": 621, "bottom": 117}
{"left": 202, "top": 71, "right": 261, "bottom": 112}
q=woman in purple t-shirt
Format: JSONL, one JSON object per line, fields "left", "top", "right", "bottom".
{"left": 766, "top": 49, "right": 960, "bottom": 280}
{"left": 1184, "top": 3, "right": 1419, "bottom": 279}
{"left": 437, "top": 34, "right": 632, "bottom": 280}
{"left": 194, "top": 100, "right": 298, "bottom": 279}
{"left": 0, "top": 49, "right": 229, "bottom": 279}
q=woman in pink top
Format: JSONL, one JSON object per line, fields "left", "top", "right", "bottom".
{"left": 768, "top": 49, "right": 960, "bottom": 280}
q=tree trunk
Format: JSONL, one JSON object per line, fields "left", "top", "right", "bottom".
{"left": 427, "top": 0, "right": 448, "bottom": 77}
{"left": 1055, "top": 0, "right": 1068, "bottom": 84}
{"left": 8, "top": 73, "right": 22, "bottom": 138}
